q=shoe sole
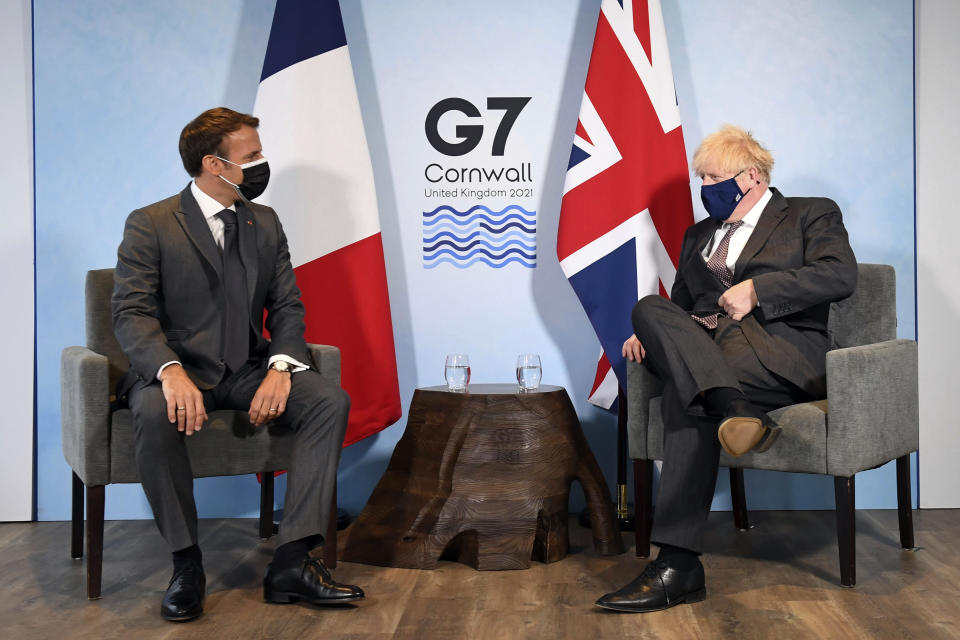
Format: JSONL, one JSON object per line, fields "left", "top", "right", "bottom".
{"left": 161, "top": 606, "right": 203, "bottom": 622}
{"left": 264, "top": 591, "right": 365, "bottom": 605}
{"left": 594, "top": 587, "right": 707, "bottom": 613}
{"left": 717, "top": 417, "right": 780, "bottom": 457}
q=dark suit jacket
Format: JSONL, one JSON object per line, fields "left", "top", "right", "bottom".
{"left": 671, "top": 187, "right": 857, "bottom": 397}
{"left": 112, "top": 183, "right": 310, "bottom": 390}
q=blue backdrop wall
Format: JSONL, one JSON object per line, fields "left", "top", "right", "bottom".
{"left": 33, "top": 0, "right": 915, "bottom": 523}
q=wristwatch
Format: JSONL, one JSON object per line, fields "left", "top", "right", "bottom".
{"left": 269, "top": 360, "right": 292, "bottom": 374}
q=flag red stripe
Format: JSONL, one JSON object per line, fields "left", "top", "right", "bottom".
{"left": 590, "top": 353, "right": 612, "bottom": 396}
{"left": 558, "top": 11, "right": 692, "bottom": 264}
{"left": 294, "top": 233, "right": 401, "bottom": 446}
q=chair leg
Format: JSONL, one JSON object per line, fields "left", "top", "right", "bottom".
{"left": 729, "top": 468, "right": 750, "bottom": 531}
{"left": 71, "top": 472, "right": 84, "bottom": 559}
{"left": 259, "top": 473, "right": 275, "bottom": 540}
{"left": 633, "top": 459, "right": 653, "bottom": 558}
{"left": 896, "top": 454, "right": 915, "bottom": 549}
{"left": 323, "top": 479, "right": 338, "bottom": 569}
{"left": 834, "top": 475, "right": 856, "bottom": 587}
{"left": 86, "top": 484, "right": 105, "bottom": 599}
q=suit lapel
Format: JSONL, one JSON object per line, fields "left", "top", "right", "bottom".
{"left": 695, "top": 221, "right": 720, "bottom": 256}
{"left": 235, "top": 202, "right": 259, "bottom": 307}
{"left": 174, "top": 185, "right": 223, "bottom": 279}
{"left": 733, "top": 188, "right": 789, "bottom": 281}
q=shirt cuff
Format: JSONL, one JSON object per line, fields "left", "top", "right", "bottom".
{"left": 157, "top": 360, "right": 181, "bottom": 380}
{"left": 268, "top": 354, "right": 310, "bottom": 373}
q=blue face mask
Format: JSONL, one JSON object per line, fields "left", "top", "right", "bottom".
{"left": 701, "top": 171, "right": 749, "bottom": 221}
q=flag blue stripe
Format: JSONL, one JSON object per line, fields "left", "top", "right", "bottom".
{"left": 260, "top": 0, "right": 347, "bottom": 82}
{"left": 568, "top": 143, "right": 590, "bottom": 170}
{"left": 567, "top": 239, "right": 639, "bottom": 390}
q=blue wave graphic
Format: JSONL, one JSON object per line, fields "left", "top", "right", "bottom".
{"left": 423, "top": 204, "right": 535, "bottom": 218}
{"left": 422, "top": 212, "right": 535, "bottom": 227}
{"left": 422, "top": 220, "right": 536, "bottom": 234}
{"left": 477, "top": 221, "right": 536, "bottom": 234}
{"left": 422, "top": 238, "right": 537, "bottom": 253}
{"left": 423, "top": 247, "right": 536, "bottom": 262}
{"left": 420, "top": 204, "right": 537, "bottom": 269}
{"left": 422, "top": 221, "right": 536, "bottom": 236}
{"left": 423, "top": 228, "right": 534, "bottom": 244}
{"left": 424, "top": 255, "right": 537, "bottom": 269}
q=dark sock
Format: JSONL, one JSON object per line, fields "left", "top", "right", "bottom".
{"left": 272, "top": 539, "right": 310, "bottom": 569}
{"left": 303, "top": 533, "right": 325, "bottom": 551}
{"left": 172, "top": 544, "right": 202, "bottom": 572}
{"left": 656, "top": 543, "right": 700, "bottom": 568}
{"left": 703, "top": 387, "right": 744, "bottom": 417}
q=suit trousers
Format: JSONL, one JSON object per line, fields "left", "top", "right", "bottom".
{"left": 631, "top": 294, "right": 811, "bottom": 552}
{"left": 128, "top": 360, "right": 350, "bottom": 552}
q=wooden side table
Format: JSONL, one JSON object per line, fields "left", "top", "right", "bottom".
{"left": 342, "top": 384, "right": 624, "bottom": 570}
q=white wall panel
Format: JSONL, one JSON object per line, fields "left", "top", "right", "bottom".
{"left": 916, "top": 0, "right": 960, "bottom": 508}
{"left": 0, "top": 0, "right": 35, "bottom": 521}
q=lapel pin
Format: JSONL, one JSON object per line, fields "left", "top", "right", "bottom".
{"left": 247, "top": 220, "right": 253, "bottom": 225}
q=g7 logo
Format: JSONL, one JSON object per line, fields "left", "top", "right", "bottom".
{"left": 425, "top": 97, "right": 531, "bottom": 157}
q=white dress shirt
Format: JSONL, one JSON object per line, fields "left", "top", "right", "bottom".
{"left": 702, "top": 187, "right": 773, "bottom": 270}
{"left": 156, "top": 183, "right": 309, "bottom": 379}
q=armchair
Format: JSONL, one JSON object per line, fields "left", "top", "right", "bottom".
{"left": 627, "top": 263, "right": 918, "bottom": 586}
{"left": 62, "top": 268, "right": 341, "bottom": 598}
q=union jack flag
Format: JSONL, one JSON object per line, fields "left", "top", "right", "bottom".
{"left": 558, "top": 0, "right": 694, "bottom": 409}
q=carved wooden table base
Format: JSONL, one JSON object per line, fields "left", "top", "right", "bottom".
{"left": 343, "top": 384, "right": 624, "bottom": 570}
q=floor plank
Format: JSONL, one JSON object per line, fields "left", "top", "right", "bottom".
{"left": 2, "top": 510, "right": 958, "bottom": 639}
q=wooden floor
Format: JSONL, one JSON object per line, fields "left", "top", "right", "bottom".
{"left": 2, "top": 509, "right": 959, "bottom": 639}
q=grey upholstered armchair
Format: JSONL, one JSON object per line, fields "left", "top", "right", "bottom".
{"left": 62, "top": 268, "right": 341, "bottom": 599}
{"left": 627, "top": 263, "right": 918, "bottom": 586}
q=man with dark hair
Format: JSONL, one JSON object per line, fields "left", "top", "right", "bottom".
{"left": 113, "top": 107, "right": 364, "bottom": 622}
{"left": 595, "top": 125, "right": 857, "bottom": 613}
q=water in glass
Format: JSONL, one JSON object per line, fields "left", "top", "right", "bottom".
{"left": 444, "top": 354, "right": 470, "bottom": 391}
{"left": 516, "top": 354, "right": 542, "bottom": 391}
{"left": 445, "top": 365, "right": 471, "bottom": 391}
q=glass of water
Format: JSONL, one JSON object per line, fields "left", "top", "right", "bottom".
{"left": 516, "top": 354, "right": 542, "bottom": 392}
{"left": 444, "top": 354, "right": 471, "bottom": 392}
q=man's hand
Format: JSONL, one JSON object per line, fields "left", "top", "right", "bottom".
{"left": 719, "top": 278, "right": 759, "bottom": 321}
{"left": 249, "top": 369, "right": 291, "bottom": 426}
{"left": 159, "top": 364, "right": 207, "bottom": 435}
{"left": 622, "top": 335, "right": 646, "bottom": 363}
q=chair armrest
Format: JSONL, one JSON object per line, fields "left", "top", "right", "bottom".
{"left": 307, "top": 344, "right": 341, "bottom": 386}
{"left": 825, "top": 338, "right": 919, "bottom": 476}
{"left": 626, "top": 359, "right": 665, "bottom": 459}
{"left": 61, "top": 346, "right": 112, "bottom": 486}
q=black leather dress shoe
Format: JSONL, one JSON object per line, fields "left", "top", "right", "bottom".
{"left": 595, "top": 557, "right": 705, "bottom": 613}
{"left": 263, "top": 558, "right": 365, "bottom": 605}
{"left": 161, "top": 561, "right": 205, "bottom": 622}
{"left": 717, "top": 398, "right": 781, "bottom": 457}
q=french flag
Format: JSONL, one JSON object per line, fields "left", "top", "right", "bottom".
{"left": 558, "top": 0, "right": 694, "bottom": 409}
{"left": 255, "top": 0, "right": 401, "bottom": 444}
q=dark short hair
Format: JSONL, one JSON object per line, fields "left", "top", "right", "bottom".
{"left": 178, "top": 107, "right": 260, "bottom": 177}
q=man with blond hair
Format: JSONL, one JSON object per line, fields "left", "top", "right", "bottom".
{"left": 595, "top": 125, "right": 857, "bottom": 613}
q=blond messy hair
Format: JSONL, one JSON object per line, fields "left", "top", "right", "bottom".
{"left": 692, "top": 125, "right": 774, "bottom": 184}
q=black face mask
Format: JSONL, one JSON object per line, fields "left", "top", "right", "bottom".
{"left": 217, "top": 156, "right": 270, "bottom": 201}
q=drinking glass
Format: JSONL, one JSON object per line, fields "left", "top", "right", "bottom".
{"left": 444, "top": 354, "right": 471, "bottom": 391}
{"left": 516, "top": 354, "right": 542, "bottom": 392}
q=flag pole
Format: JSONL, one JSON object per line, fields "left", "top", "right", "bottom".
{"left": 616, "top": 386, "right": 635, "bottom": 530}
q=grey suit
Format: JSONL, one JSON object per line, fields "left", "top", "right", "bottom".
{"left": 112, "top": 184, "right": 348, "bottom": 551}
{"left": 631, "top": 187, "right": 857, "bottom": 552}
